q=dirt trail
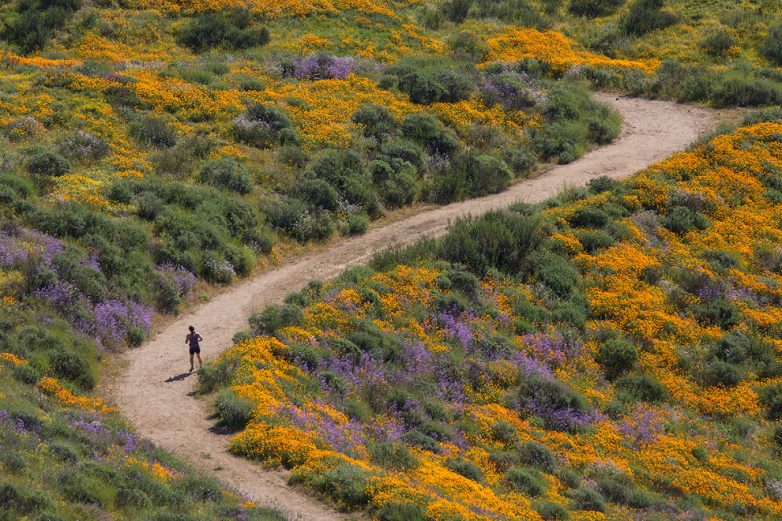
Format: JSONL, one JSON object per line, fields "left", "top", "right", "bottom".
{"left": 115, "top": 96, "right": 718, "bottom": 520}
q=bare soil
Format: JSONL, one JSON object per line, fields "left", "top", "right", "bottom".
{"left": 113, "top": 95, "right": 719, "bottom": 521}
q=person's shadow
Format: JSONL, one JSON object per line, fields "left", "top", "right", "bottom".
{"left": 164, "top": 372, "right": 193, "bottom": 383}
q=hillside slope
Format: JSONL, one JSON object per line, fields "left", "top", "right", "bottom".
{"left": 204, "top": 113, "right": 782, "bottom": 520}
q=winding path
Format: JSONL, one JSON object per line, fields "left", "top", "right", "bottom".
{"left": 114, "top": 96, "right": 718, "bottom": 520}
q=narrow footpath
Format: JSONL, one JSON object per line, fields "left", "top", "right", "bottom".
{"left": 114, "top": 95, "right": 718, "bottom": 520}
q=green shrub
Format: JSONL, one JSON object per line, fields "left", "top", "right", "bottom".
{"left": 663, "top": 206, "right": 710, "bottom": 234}
{"left": 401, "top": 430, "right": 442, "bottom": 453}
{"left": 763, "top": 23, "right": 782, "bottom": 66}
{"left": 130, "top": 115, "right": 177, "bottom": 148}
{"left": 491, "top": 420, "right": 518, "bottom": 444}
{"left": 352, "top": 104, "right": 396, "bottom": 140}
{"left": 577, "top": 229, "right": 615, "bottom": 252}
{"left": 249, "top": 304, "right": 304, "bottom": 335}
{"left": 2, "top": 0, "right": 81, "bottom": 54}
{"left": 116, "top": 488, "right": 153, "bottom": 509}
{"left": 292, "top": 178, "right": 339, "bottom": 211}
{"left": 711, "top": 76, "right": 782, "bottom": 108}
{"left": 702, "top": 360, "right": 741, "bottom": 387}
{"left": 518, "top": 441, "right": 557, "bottom": 472}
{"left": 48, "top": 349, "right": 95, "bottom": 389}
{"left": 570, "top": 207, "right": 610, "bottom": 228}
{"left": 597, "top": 477, "right": 651, "bottom": 507}
{"left": 505, "top": 468, "right": 545, "bottom": 496}
{"left": 233, "top": 104, "right": 295, "bottom": 148}
{"left": 198, "top": 158, "right": 253, "bottom": 194}
{"left": 556, "top": 468, "right": 581, "bottom": 489}
{"left": 569, "top": 0, "right": 624, "bottom": 18}
{"left": 344, "top": 213, "right": 369, "bottom": 236}
{"left": 177, "top": 11, "right": 270, "bottom": 53}
{"left": 375, "top": 502, "right": 427, "bottom": 521}
{"left": 25, "top": 149, "right": 70, "bottom": 177}
{"left": 616, "top": 373, "right": 666, "bottom": 403}
{"left": 368, "top": 442, "right": 419, "bottom": 470}
{"left": 698, "top": 299, "right": 740, "bottom": 329}
{"left": 447, "top": 458, "right": 484, "bottom": 482}
{"left": 519, "top": 374, "right": 591, "bottom": 431}
{"left": 401, "top": 113, "right": 460, "bottom": 156}
{"left": 0, "top": 481, "right": 51, "bottom": 517}
{"left": 701, "top": 28, "right": 736, "bottom": 57}
{"left": 440, "top": 211, "right": 542, "bottom": 275}
{"left": 596, "top": 338, "right": 638, "bottom": 380}
{"left": 571, "top": 488, "right": 606, "bottom": 512}
{"left": 622, "top": 0, "right": 677, "bottom": 36}
{"left": 532, "top": 251, "right": 579, "bottom": 298}
{"left": 309, "top": 464, "right": 371, "bottom": 510}
{"left": 760, "top": 383, "right": 782, "bottom": 420}
{"left": 536, "top": 500, "right": 569, "bottom": 520}
{"left": 441, "top": 0, "right": 472, "bottom": 23}
{"left": 215, "top": 388, "right": 254, "bottom": 429}
{"left": 448, "top": 31, "right": 489, "bottom": 62}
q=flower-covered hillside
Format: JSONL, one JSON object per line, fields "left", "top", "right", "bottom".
{"left": 204, "top": 114, "right": 782, "bottom": 520}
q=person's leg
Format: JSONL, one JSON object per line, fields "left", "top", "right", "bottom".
{"left": 196, "top": 352, "right": 202, "bottom": 368}
{"left": 189, "top": 352, "right": 194, "bottom": 371}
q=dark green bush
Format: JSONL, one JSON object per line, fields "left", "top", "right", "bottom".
{"left": 130, "top": 116, "right": 177, "bottom": 149}
{"left": 763, "top": 22, "right": 782, "bottom": 66}
{"left": 519, "top": 374, "right": 591, "bottom": 431}
{"left": 177, "top": 11, "right": 270, "bottom": 53}
{"left": 292, "top": 178, "right": 339, "bottom": 211}
{"left": 536, "top": 500, "right": 569, "bottom": 520}
{"left": 368, "top": 442, "right": 419, "bottom": 470}
{"left": 711, "top": 76, "right": 782, "bottom": 108}
{"left": 596, "top": 338, "right": 637, "bottom": 380}
{"left": 401, "top": 113, "right": 460, "bottom": 156}
{"left": 440, "top": 212, "right": 542, "bottom": 275}
{"left": 390, "top": 61, "right": 475, "bottom": 105}
{"left": 375, "top": 503, "right": 427, "bottom": 521}
{"left": 701, "top": 28, "right": 736, "bottom": 57}
{"left": 760, "top": 383, "right": 782, "bottom": 420}
{"left": 577, "top": 229, "right": 615, "bottom": 252}
{"left": 448, "top": 31, "right": 489, "bottom": 62}
{"left": 48, "top": 349, "right": 95, "bottom": 389}
{"left": 447, "top": 458, "right": 484, "bottom": 482}
{"left": 214, "top": 388, "right": 254, "bottom": 429}
{"left": 518, "top": 441, "right": 557, "bottom": 473}
{"left": 2, "top": 0, "right": 81, "bottom": 54}
{"left": 309, "top": 464, "right": 371, "bottom": 510}
{"left": 698, "top": 299, "right": 740, "bottom": 329}
{"left": 198, "top": 158, "right": 253, "bottom": 194}
{"left": 505, "top": 467, "right": 545, "bottom": 496}
{"left": 615, "top": 373, "right": 666, "bottom": 403}
{"left": 441, "top": 0, "right": 472, "bottom": 23}
{"left": 622, "top": 0, "right": 677, "bottom": 36}
{"left": 352, "top": 104, "right": 396, "bottom": 141}
{"left": 344, "top": 213, "right": 369, "bottom": 235}
{"left": 249, "top": 304, "right": 304, "bottom": 335}
{"left": 571, "top": 488, "right": 606, "bottom": 512}
{"left": 663, "top": 206, "right": 710, "bottom": 234}
{"left": 25, "top": 149, "right": 70, "bottom": 177}
{"left": 233, "top": 104, "right": 295, "bottom": 148}
{"left": 702, "top": 360, "right": 741, "bottom": 387}
{"left": 116, "top": 488, "right": 153, "bottom": 509}
{"left": 532, "top": 251, "right": 579, "bottom": 298}
{"left": 401, "top": 430, "right": 442, "bottom": 453}
{"left": 0, "top": 481, "right": 52, "bottom": 517}
{"left": 569, "top": 0, "right": 624, "bottom": 18}
{"left": 570, "top": 207, "right": 610, "bottom": 228}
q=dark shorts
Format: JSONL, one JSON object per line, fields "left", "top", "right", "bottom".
{"left": 189, "top": 346, "right": 200, "bottom": 355}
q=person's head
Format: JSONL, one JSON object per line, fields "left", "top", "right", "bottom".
{"left": 189, "top": 326, "right": 195, "bottom": 333}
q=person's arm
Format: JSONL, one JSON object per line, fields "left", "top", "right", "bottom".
{"left": 185, "top": 334, "right": 189, "bottom": 345}
{"left": 197, "top": 334, "right": 203, "bottom": 342}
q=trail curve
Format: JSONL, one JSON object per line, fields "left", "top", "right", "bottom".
{"left": 115, "top": 95, "right": 718, "bottom": 521}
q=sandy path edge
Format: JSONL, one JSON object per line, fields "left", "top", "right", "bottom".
{"left": 113, "top": 95, "right": 719, "bottom": 521}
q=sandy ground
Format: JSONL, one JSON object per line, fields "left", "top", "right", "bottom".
{"left": 113, "top": 95, "right": 718, "bottom": 520}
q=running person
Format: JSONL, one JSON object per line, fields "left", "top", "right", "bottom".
{"left": 186, "top": 326, "right": 203, "bottom": 372}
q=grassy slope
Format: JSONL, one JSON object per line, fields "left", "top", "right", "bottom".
{"left": 206, "top": 113, "right": 782, "bottom": 520}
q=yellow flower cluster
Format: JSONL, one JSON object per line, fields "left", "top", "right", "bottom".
{"left": 484, "top": 27, "right": 659, "bottom": 73}
{"left": 36, "top": 377, "right": 117, "bottom": 415}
